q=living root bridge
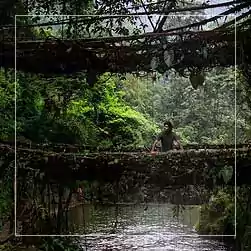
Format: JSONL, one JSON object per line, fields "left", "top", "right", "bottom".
{"left": 2, "top": 140, "right": 250, "bottom": 153}
{"left": 1, "top": 143, "right": 251, "bottom": 186}
{"left": 2, "top": 28, "right": 250, "bottom": 75}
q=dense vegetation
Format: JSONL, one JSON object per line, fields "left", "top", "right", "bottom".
{"left": 0, "top": 64, "right": 251, "bottom": 250}
{"left": 1, "top": 67, "right": 249, "bottom": 147}
{"left": 1, "top": 0, "right": 251, "bottom": 250}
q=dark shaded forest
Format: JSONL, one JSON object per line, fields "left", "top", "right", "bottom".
{"left": 1, "top": 0, "right": 251, "bottom": 250}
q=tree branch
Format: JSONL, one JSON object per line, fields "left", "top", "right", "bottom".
{"left": 156, "top": 0, "right": 177, "bottom": 33}
{"left": 215, "top": 8, "right": 251, "bottom": 30}
{"left": 15, "top": 30, "right": 225, "bottom": 47}
{"left": 159, "top": 1, "right": 250, "bottom": 34}
{"left": 1, "top": 0, "right": 247, "bottom": 30}
{"left": 138, "top": 0, "right": 155, "bottom": 31}
{"left": 155, "top": 0, "right": 168, "bottom": 32}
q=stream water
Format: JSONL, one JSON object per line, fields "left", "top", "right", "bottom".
{"left": 68, "top": 204, "right": 232, "bottom": 251}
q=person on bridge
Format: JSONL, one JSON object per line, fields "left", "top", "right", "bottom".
{"left": 151, "top": 121, "right": 183, "bottom": 153}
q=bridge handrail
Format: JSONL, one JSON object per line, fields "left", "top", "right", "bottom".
{"left": 0, "top": 140, "right": 250, "bottom": 154}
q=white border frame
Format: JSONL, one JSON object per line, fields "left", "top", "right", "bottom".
{"left": 14, "top": 14, "right": 237, "bottom": 238}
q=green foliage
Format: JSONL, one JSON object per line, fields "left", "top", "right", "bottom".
{"left": 219, "top": 166, "right": 233, "bottom": 184}
{"left": 196, "top": 186, "right": 251, "bottom": 250}
{"left": 195, "top": 188, "right": 234, "bottom": 235}
{"left": 122, "top": 68, "right": 250, "bottom": 144}
{"left": 236, "top": 186, "right": 251, "bottom": 251}
{"left": 0, "top": 69, "right": 16, "bottom": 140}
{"left": 1, "top": 1, "right": 251, "bottom": 250}
{"left": 0, "top": 244, "right": 15, "bottom": 251}
{"left": 67, "top": 73, "right": 158, "bottom": 148}
{"left": 0, "top": 158, "right": 13, "bottom": 231}
{"left": 0, "top": 65, "right": 251, "bottom": 250}
{"left": 0, "top": 69, "right": 158, "bottom": 148}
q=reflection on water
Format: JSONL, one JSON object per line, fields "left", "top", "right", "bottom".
{"left": 68, "top": 204, "right": 230, "bottom": 251}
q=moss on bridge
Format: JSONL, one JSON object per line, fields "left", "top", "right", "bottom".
{"left": 1, "top": 143, "right": 251, "bottom": 186}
